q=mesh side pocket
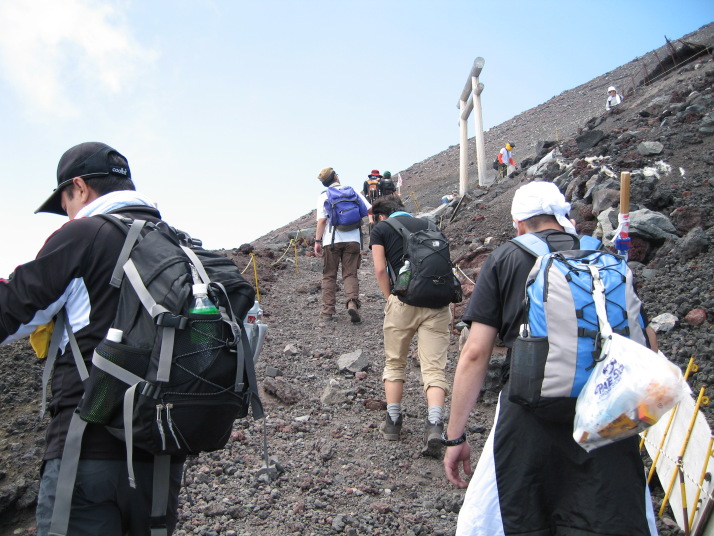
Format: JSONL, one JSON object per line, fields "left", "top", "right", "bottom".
{"left": 171, "top": 315, "right": 226, "bottom": 386}
{"left": 80, "top": 340, "right": 150, "bottom": 424}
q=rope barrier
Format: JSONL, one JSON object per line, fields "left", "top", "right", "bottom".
{"left": 640, "top": 432, "right": 714, "bottom": 501}
{"left": 251, "top": 253, "right": 260, "bottom": 302}
{"left": 271, "top": 239, "right": 296, "bottom": 266}
{"left": 455, "top": 264, "right": 475, "bottom": 285}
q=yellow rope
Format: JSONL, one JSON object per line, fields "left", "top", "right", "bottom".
{"left": 251, "top": 253, "right": 260, "bottom": 302}
{"left": 455, "top": 264, "right": 474, "bottom": 285}
{"left": 271, "top": 239, "right": 296, "bottom": 266}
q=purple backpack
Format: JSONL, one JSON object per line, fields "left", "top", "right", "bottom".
{"left": 324, "top": 186, "right": 367, "bottom": 231}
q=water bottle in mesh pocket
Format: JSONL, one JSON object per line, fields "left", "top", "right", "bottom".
{"left": 79, "top": 340, "right": 150, "bottom": 424}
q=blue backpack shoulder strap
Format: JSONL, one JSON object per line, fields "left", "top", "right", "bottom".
{"left": 578, "top": 235, "right": 602, "bottom": 250}
{"left": 511, "top": 234, "right": 550, "bottom": 257}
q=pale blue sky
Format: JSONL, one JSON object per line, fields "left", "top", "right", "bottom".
{"left": 1, "top": 0, "right": 712, "bottom": 277}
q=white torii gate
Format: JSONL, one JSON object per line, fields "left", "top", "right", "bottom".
{"left": 458, "top": 57, "right": 487, "bottom": 194}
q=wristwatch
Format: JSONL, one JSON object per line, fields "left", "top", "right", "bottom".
{"left": 440, "top": 430, "right": 467, "bottom": 446}
{"left": 315, "top": 239, "right": 322, "bottom": 243}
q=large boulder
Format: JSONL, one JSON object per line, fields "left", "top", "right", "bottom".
{"left": 670, "top": 206, "right": 709, "bottom": 233}
{"left": 576, "top": 130, "right": 605, "bottom": 152}
{"left": 629, "top": 208, "right": 678, "bottom": 242}
{"left": 679, "top": 227, "right": 709, "bottom": 261}
{"left": 637, "top": 141, "right": 664, "bottom": 156}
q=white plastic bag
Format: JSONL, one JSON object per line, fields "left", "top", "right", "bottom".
{"left": 573, "top": 333, "right": 690, "bottom": 452}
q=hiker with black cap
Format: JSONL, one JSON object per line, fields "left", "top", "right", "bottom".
{"left": 0, "top": 142, "right": 184, "bottom": 535}
{"left": 443, "top": 181, "right": 658, "bottom": 535}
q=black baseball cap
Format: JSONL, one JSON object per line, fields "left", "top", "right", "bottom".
{"left": 35, "top": 142, "right": 131, "bottom": 215}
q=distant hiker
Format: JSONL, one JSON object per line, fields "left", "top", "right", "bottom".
{"left": 362, "top": 169, "right": 383, "bottom": 203}
{"left": 497, "top": 142, "right": 516, "bottom": 179}
{"left": 369, "top": 196, "right": 459, "bottom": 457}
{"left": 0, "top": 143, "right": 185, "bottom": 535}
{"left": 606, "top": 86, "right": 623, "bottom": 111}
{"left": 443, "top": 181, "right": 659, "bottom": 535}
{"left": 315, "top": 167, "right": 371, "bottom": 323}
{"left": 380, "top": 171, "right": 398, "bottom": 198}
{"left": 441, "top": 192, "right": 458, "bottom": 205}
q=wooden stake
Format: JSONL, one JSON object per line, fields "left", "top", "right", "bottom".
{"left": 620, "top": 171, "right": 631, "bottom": 214}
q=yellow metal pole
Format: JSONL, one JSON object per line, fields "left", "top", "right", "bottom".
{"left": 660, "top": 387, "right": 707, "bottom": 517}
{"left": 294, "top": 240, "right": 299, "bottom": 274}
{"left": 409, "top": 192, "right": 421, "bottom": 213}
{"left": 251, "top": 253, "right": 260, "bottom": 302}
{"left": 646, "top": 357, "right": 697, "bottom": 480}
{"left": 689, "top": 436, "right": 714, "bottom": 529}
{"left": 679, "top": 456, "right": 691, "bottom": 536}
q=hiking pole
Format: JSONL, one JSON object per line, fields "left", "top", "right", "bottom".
{"left": 614, "top": 171, "right": 631, "bottom": 259}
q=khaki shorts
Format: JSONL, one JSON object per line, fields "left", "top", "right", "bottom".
{"left": 382, "top": 294, "right": 451, "bottom": 394}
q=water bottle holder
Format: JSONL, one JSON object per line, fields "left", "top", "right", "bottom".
{"left": 79, "top": 340, "right": 150, "bottom": 425}
{"left": 171, "top": 314, "right": 227, "bottom": 384}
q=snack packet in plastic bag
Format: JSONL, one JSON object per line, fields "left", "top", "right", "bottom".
{"left": 573, "top": 333, "right": 690, "bottom": 452}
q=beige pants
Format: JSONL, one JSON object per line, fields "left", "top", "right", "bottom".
{"left": 382, "top": 294, "right": 451, "bottom": 394}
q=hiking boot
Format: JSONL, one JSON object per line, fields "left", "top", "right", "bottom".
{"left": 380, "top": 413, "right": 403, "bottom": 441}
{"left": 423, "top": 419, "right": 444, "bottom": 458}
{"left": 347, "top": 301, "right": 361, "bottom": 323}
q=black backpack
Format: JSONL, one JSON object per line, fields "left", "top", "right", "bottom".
{"left": 43, "top": 214, "right": 264, "bottom": 536}
{"left": 384, "top": 218, "right": 462, "bottom": 308}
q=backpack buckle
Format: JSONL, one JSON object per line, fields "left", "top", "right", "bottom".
{"left": 156, "top": 313, "right": 188, "bottom": 330}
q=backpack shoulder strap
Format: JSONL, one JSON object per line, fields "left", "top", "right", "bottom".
{"left": 381, "top": 218, "right": 412, "bottom": 286}
{"left": 383, "top": 217, "right": 412, "bottom": 245}
{"left": 511, "top": 233, "right": 550, "bottom": 257}
{"left": 97, "top": 215, "right": 148, "bottom": 288}
{"left": 578, "top": 235, "right": 603, "bottom": 251}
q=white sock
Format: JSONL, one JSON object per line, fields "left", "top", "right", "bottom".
{"left": 428, "top": 406, "right": 443, "bottom": 425}
{"left": 387, "top": 403, "right": 401, "bottom": 422}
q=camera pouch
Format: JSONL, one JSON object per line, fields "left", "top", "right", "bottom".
{"left": 508, "top": 335, "right": 549, "bottom": 407}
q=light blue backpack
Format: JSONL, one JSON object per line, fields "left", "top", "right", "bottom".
{"left": 509, "top": 233, "right": 648, "bottom": 407}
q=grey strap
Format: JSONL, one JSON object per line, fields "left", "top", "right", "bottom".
{"left": 234, "top": 328, "right": 246, "bottom": 392}
{"left": 123, "top": 257, "right": 173, "bottom": 382}
{"left": 123, "top": 259, "right": 169, "bottom": 318}
{"left": 92, "top": 352, "right": 144, "bottom": 386}
{"left": 40, "top": 310, "right": 66, "bottom": 419}
{"left": 588, "top": 265, "right": 613, "bottom": 339}
{"left": 157, "top": 327, "right": 175, "bottom": 383}
{"left": 47, "top": 412, "right": 88, "bottom": 536}
{"left": 110, "top": 219, "right": 146, "bottom": 288}
{"left": 149, "top": 455, "right": 172, "bottom": 536}
{"left": 180, "top": 246, "right": 210, "bottom": 284}
{"left": 123, "top": 382, "right": 141, "bottom": 488}
{"left": 65, "top": 325, "right": 88, "bottom": 382}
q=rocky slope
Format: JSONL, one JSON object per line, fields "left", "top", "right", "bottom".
{"left": 1, "top": 22, "right": 713, "bottom": 536}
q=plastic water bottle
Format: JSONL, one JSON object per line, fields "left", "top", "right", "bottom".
{"left": 190, "top": 284, "right": 219, "bottom": 314}
{"left": 394, "top": 260, "right": 411, "bottom": 295}
{"left": 245, "top": 300, "right": 263, "bottom": 324}
{"left": 106, "top": 328, "right": 123, "bottom": 343}
{"left": 190, "top": 284, "right": 219, "bottom": 342}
